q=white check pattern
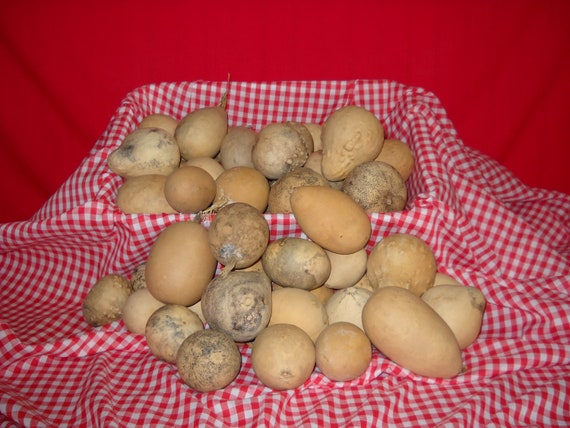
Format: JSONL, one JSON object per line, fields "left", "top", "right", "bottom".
{"left": 1, "top": 80, "right": 569, "bottom": 427}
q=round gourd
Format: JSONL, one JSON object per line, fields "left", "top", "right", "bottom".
{"left": 303, "top": 150, "right": 344, "bottom": 190}
{"left": 262, "top": 237, "right": 331, "bottom": 290}
{"left": 176, "top": 329, "right": 241, "bottom": 392}
{"left": 145, "top": 221, "right": 217, "bottom": 306}
{"left": 303, "top": 123, "right": 323, "bottom": 151}
{"left": 188, "top": 300, "right": 206, "bottom": 324}
{"left": 180, "top": 156, "right": 225, "bottom": 180}
{"left": 310, "top": 285, "right": 335, "bottom": 305}
{"left": 208, "top": 202, "right": 270, "bottom": 270}
{"left": 129, "top": 263, "right": 147, "bottom": 291}
{"left": 303, "top": 150, "right": 324, "bottom": 175}
{"left": 342, "top": 161, "right": 408, "bottom": 214}
{"left": 433, "top": 272, "right": 463, "bottom": 287}
{"left": 219, "top": 125, "right": 257, "bottom": 169}
{"left": 251, "top": 323, "right": 316, "bottom": 390}
{"left": 315, "top": 322, "right": 372, "bottom": 382}
{"left": 367, "top": 233, "right": 437, "bottom": 296}
{"left": 214, "top": 166, "right": 270, "bottom": 212}
{"left": 164, "top": 165, "right": 216, "bottom": 213}
{"left": 362, "top": 286, "right": 463, "bottom": 378}
{"left": 290, "top": 186, "right": 371, "bottom": 254}
{"left": 122, "top": 287, "right": 165, "bottom": 335}
{"left": 82, "top": 274, "right": 132, "bottom": 327}
{"left": 138, "top": 113, "right": 179, "bottom": 136}
{"left": 201, "top": 270, "right": 272, "bottom": 343}
{"left": 353, "top": 274, "right": 374, "bottom": 292}
{"left": 252, "top": 122, "right": 311, "bottom": 180}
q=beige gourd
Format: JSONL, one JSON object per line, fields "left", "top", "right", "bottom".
{"left": 320, "top": 105, "right": 384, "bottom": 181}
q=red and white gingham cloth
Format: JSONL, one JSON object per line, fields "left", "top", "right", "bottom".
{"left": 1, "top": 80, "right": 569, "bottom": 427}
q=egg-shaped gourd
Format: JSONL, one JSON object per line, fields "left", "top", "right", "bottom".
{"left": 145, "top": 221, "right": 217, "bottom": 306}
{"left": 290, "top": 186, "right": 371, "bottom": 255}
{"left": 362, "top": 286, "right": 463, "bottom": 379}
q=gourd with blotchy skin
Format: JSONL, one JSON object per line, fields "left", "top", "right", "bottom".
{"left": 362, "top": 286, "right": 463, "bottom": 379}
{"left": 290, "top": 185, "right": 371, "bottom": 255}
{"left": 176, "top": 329, "right": 241, "bottom": 392}
{"left": 267, "top": 167, "right": 330, "bottom": 214}
{"left": 262, "top": 237, "right": 331, "bottom": 290}
{"left": 342, "top": 161, "right": 408, "bottom": 214}
{"left": 252, "top": 122, "right": 312, "bottom": 180}
{"left": 320, "top": 105, "right": 384, "bottom": 182}
{"left": 82, "top": 274, "right": 132, "bottom": 327}
{"left": 201, "top": 270, "right": 272, "bottom": 343}
{"left": 145, "top": 221, "right": 217, "bottom": 306}
{"left": 107, "top": 127, "right": 180, "bottom": 177}
{"left": 129, "top": 263, "right": 147, "bottom": 291}
{"left": 145, "top": 304, "right": 204, "bottom": 363}
{"left": 208, "top": 202, "right": 270, "bottom": 271}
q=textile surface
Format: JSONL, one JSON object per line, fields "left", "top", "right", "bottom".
{"left": 1, "top": 80, "right": 569, "bottom": 427}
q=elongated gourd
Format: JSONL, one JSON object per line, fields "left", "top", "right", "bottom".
{"left": 290, "top": 186, "right": 371, "bottom": 254}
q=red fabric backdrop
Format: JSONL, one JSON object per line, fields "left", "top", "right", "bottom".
{"left": 0, "top": 0, "right": 569, "bottom": 224}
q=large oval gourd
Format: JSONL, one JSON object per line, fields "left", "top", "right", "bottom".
{"left": 362, "top": 286, "right": 463, "bottom": 379}
{"left": 290, "top": 186, "right": 371, "bottom": 254}
{"left": 145, "top": 221, "right": 217, "bottom": 306}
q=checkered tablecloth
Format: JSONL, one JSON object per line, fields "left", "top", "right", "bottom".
{"left": 1, "top": 80, "right": 569, "bottom": 427}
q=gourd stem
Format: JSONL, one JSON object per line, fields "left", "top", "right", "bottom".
{"left": 219, "top": 73, "right": 231, "bottom": 109}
